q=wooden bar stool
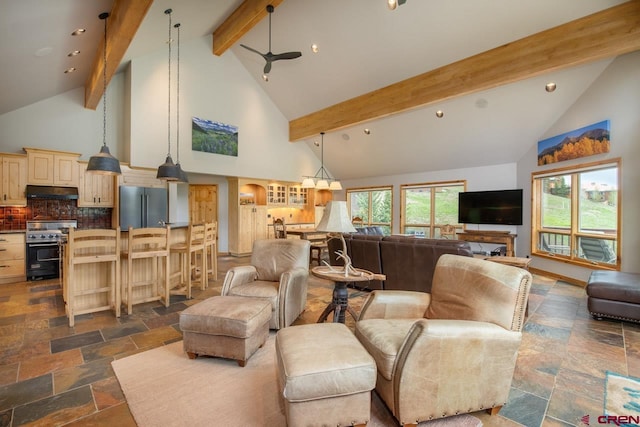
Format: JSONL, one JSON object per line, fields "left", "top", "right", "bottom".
{"left": 65, "top": 228, "right": 120, "bottom": 327}
{"left": 170, "top": 224, "right": 206, "bottom": 298}
{"left": 121, "top": 226, "right": 170, "bottom": 315}
{"left": 204, "top": 222, "right": 218, "bottom": 282}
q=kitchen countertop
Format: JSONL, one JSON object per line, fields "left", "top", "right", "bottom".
{"left": 120, "top": 222, "right": 190, "bottom": 231}
{"left": 0, "top": 229, "right": 26, "bottom": 234}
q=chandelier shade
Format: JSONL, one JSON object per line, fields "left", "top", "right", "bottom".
{"left": 87, "top": 12, "right": 121, "bottom": 175}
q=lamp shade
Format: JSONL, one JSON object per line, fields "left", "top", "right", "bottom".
{"left": 156, "top": 155, "right": 181, "bottom": 181}
{"left": 316, "top": 179, "right": 329, "bottom": 190}
{"left": 87, "top": 145, "right": 121, "bottom": 175}
{"left": 301, "top": 178, "right": 316, "bottom": 189}
{"left": 329, "top": 180, "right": 342, "bottom": 191}
{"left": 316, "top": 201, "right": 357, "bottom": 233}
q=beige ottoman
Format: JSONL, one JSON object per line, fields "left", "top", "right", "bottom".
{"left": 180, "top": 296, "right": 271, "bottom": 367}
{"left": 275, "top": 323, "right": 377, "bottom": 427}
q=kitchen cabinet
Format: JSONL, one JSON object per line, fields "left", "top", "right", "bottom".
{"left": 228, "top": 178, "right": 268, "bottom": 256}
{"left": 0, "top": 154, "right": 27, "bottom": 206}
{"left": 77, "top": 162, "right": 115, "bottom": 207}
{"left": 24, "top": 148, "right": 80, "bottom": 187}
{"left": 0, "top": 233, "right": 25, "bottom": 284}
{"left": 236, "top": 205, "right": 268, "bottom": 254}
{"left": 288, "top": 185, "right": 308, "bottom": 206}
{"left": 268, "top": 182, "right": 308, "bottom": 207}
{"left": 268, "top": 183, "right": 287, "bottom": 205}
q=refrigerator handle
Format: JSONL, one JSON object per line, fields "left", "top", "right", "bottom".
{"left": 145, "top": 194, "right": 150, "bottom": 227}
{"left": 140, "top": 194, "right": 145, "bottom": 228}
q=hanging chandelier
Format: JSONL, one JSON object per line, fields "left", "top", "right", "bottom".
{"left": 301, "top": 132, "right": 342, "bottom": 191}
{"left": 87, "top": 12, "right": 121, "bottom": 175}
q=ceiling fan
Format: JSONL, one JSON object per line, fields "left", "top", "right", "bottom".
{"left": 240, "top": 4, "right": 301, "bottom": 76}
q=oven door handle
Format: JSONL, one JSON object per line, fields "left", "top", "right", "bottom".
{"left": 28, "top": 243, "right": 59, "bottom": 248}
{"left": 37, "top": 257, "right": 60, "bottom": 262}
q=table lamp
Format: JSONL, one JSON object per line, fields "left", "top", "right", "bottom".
{"left": 316, "top": 201, "right": 359, "bottom": 277}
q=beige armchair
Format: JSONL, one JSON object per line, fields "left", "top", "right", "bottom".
{"left": 355, "top": 254, "right": 532, "bottom": 427}
{"left": 221, "top": 239, "right": 310, "bottom": 330}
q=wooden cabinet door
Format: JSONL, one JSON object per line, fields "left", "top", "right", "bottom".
{"left": 1, "top": 156, "right": 27, "bottom": 205}
{"left": 54, "top": 155, "right": 79, "bottom": 186}
{"left": 189, "top": 185, "right": 218, "bottom": 225}
{"left": 27, "top": 151, "right": 54, "bottom": 185}
{"left": 95, "top": 174, "right": 114, "bottom": 207}
{"left": 254, "top": 206, "right": 268, "bottom": 241}
{"left": 78, "top": 163, "right": 115, "bottom": 207}
{"left": 238, "top": 206, "right": 254, "bottom": 254}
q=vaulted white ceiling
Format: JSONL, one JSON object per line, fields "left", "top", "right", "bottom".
{"left": 0, "top": 0, "right": 631, "bottom": 180}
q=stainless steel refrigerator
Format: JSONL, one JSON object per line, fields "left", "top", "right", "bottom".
{"left": 119, "top": 186, "right": 168, "bottom": 229}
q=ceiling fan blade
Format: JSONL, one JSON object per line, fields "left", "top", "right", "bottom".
{"left": 264, "top": 61, "right": 272, "bottom": 74}
{"left": 271, "top": 51, "right": 302, "bottom": 61}
{"left": 240, "top": 44, "right": 267, "bottom": 59}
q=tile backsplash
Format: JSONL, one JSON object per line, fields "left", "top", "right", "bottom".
{"left": 0, "top": 200, "right": 112, "bottom": 231}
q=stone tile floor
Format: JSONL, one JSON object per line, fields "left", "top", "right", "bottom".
{"left": 0, "top": 255, "right": 638, "bottom": 426}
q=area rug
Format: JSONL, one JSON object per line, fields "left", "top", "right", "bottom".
{"left": 112, "top": 336, "right": 482, "bottom": 427}
{"left": 605, "top": 371, "right": 640, "bottom": 421}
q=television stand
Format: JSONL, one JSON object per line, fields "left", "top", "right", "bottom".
{"left": 457, "top": 230, "right": 517, "bottom": 257}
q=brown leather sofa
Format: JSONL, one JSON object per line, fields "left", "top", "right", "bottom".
{"left": 328, "top": 234, "right": 473, "bottom": 292}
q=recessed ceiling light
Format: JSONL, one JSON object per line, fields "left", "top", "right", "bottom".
{"left": 64, "top": 67, "right": 77, "bottom": 74}
{"left": 71, "top": 28, "right": 86, "bottom": 36}
{"left": 262, "top": 74, "right": 269, "bottom": 82}
{"left": 314, "top": 140, "right": 320, "bottom": 147}
{"left": 342, "top": 133, "right": 350, "bottom": 141}
{"left": 364, "top": 129, "right": 371, "bottom": 135}
{"left": 545, "top": 82, "right": 557, "bottom": 92}
{"left": 67, "top": 50, "right": 81, "bottom": 57}
{"left": 34, "top": 47, "right": 53, "bottom": 57}
{"left": 311, "top": 44, "right": 319, "bottom": 53}
{"left": 435, "top": 110, "right": 444, "bottom": 118}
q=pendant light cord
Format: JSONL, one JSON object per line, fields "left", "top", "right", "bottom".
{"left": 166, "top": 9, "right": 172, "bottom": 158}
{"left": 320, "top": 132, "right": 325, "bottom": 180}
{"left": 102, "top": 13, "right": 108, "bottom": 148}
{"left": 175, "top": 23, "right": 181, "bottom": 164}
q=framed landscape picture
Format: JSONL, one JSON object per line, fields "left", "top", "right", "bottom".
{"left": 537, "top": 120, "right": 610, "bottom": 166}
{"left": 192, "top": 117, "right": 238, "bottom": 157}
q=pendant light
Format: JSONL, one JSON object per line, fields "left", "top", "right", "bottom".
{"left": 174, "top": 21, "right": 188, "bottom": 183}
{"left": 87, "top": 12, "right": 121, "bottom": 175}
{"left": 301, "top": 132, "right": 342, "bottom": 190}
{"left": 156, "top": 8, "right": 180, "bottom": 181}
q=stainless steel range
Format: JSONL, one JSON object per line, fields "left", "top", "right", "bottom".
{"left": 26, "top": 220, "right": 77, "bottom": 281}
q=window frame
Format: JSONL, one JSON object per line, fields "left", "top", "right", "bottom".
{"left": 531, "top": 158, "right": 621, "bottom": 270}
{"left": 400, "top": 180, "right": 466, "bottom": 238}
{"left": 346, "top": 186, "right": 393, "bottom": 234}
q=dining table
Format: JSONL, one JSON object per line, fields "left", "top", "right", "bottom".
{"left": 285, "top": 227, "right": 328, "bottom": 243}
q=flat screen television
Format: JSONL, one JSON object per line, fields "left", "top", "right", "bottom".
{"left": 458, "top": 189, "right": 523, "bottom": 225}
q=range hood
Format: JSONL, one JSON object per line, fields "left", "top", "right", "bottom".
{"left": 26, "top": 185, "right": 79, "bottom": 200}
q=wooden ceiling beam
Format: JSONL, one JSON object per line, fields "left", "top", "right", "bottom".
{"left": 84, "top": 0, "right": 153, "bottom": 110}
{"left": 289, "top": 1, "right": 640, "bottom": 141}
{"left": 212, "top": 0, "right": 284, "bottom": 56}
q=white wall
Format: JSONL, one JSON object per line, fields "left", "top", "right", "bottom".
{"left": 0, "top": 72, "right": 127, "bottom": 160}
{"left": 128, "top": 36, "right": 318, "bottom": 182}
{"left": 518, "top": 50, "right": 640, "bottom": 279}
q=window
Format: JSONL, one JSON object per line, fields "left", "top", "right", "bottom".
{"left": 400, "top": 181, "right": 465, "bottom": 238}
{"left": 346, "top": 187, "right": 392, "bottom": 234}
{"left": 532, "top": 159, "right": 620, "bottom": 269}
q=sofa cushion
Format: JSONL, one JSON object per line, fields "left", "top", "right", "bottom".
{"left": 426, "top": 254, "right": 531, "bottom": 331}
{"left": 587, "top": 271, "right": 640, "bottom": 304}
{"left": 276, "top": 323, "right": 376, "bottom": 402}
{"left": 355, "top": 319, "right": 416, "bottom": 381}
